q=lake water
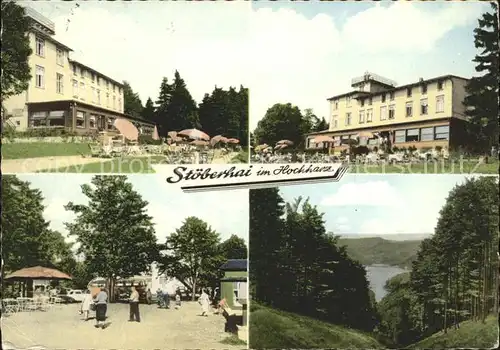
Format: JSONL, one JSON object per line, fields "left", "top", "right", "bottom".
{"left": 365, "top": 265, "right": 407, "bottom": 301}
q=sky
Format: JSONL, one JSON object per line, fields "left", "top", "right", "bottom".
{"left": 24, "top": 0, "right": 489, "bottom": 131}
{"left": 16, "top": 174, "right": 249, "bottom": 246}
{"left": 278, "top": 174, "right": 494, "bottom": 239}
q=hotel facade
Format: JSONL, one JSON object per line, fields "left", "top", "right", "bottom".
{"left": 3, "top": 7, "right": 154, "bottom": 136}
{"left": 306, "top": 72, "right": 470, "bottom": 153}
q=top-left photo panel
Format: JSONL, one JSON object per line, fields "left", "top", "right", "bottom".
{"left": 1, "top": 0, "right": 250, "bottom": 173}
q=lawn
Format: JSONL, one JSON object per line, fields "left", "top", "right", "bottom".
{"left": 231, "top": 150, "right": 249, "bottom": 163}
{"left": 406, "top": 315, "right": 498, "bottom": 349}
{"left": 249, "top": 302, "right": 382, "bottom": 349}
{"left": 38, "top": 156, "right": 165, "bottom": 173}
{"left": 349, "top": 159, "right": 499, "bottom": 174}
{"left": 2, "top": 142, "right": 90, "bottom": 159}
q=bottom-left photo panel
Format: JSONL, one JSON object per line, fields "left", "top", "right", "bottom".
{"left": 2, "top": 174, "right": 249, "bottom": 350}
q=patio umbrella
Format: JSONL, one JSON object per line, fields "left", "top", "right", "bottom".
{"left": 276, "top": 140, "right": 294, "bottom": 146}
{"left": 226, "top": 138, "right": 240, "bottom": 144}
{"left": 5, "top": 266, "right": 72, "bottom": 281}
{"left": 210, "top": 135, "right": 224, "bottom": 146}
{"left": 178, "top": 128, "right": 210, "bottom": 141}
{"left": 313, "top": 135, "right": 335, "bottom": 143}
{"left": 254, "top": 144, "right": 269, "bottom": 152}
{"left": 167, "top": 131, "right": 177, "bottom": 139}
{"left": 152, "top": 126, "right": 160, "bottom": 140}
{"left": 113, "top": 118, "right": 139, "bottom": 141}
{"left": 190, "top": 140, "right": 209, "bottom": 146}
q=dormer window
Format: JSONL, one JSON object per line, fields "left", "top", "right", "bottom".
{"left": 437, "top": 81, "right": 443, "bottom": 91}
{"left": 381, "top": 94, "right": 386, "bottom": 103}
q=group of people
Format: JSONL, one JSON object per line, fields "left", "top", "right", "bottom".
{"left": 79, "top": 286, "right": 109, "bottom": 329}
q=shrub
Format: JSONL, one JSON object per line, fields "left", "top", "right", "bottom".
{"left": 138, "top": 134, "right": 162, "bottom": 145}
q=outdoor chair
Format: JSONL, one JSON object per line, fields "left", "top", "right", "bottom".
{"left": 89, "top": 144, "right": 102, "bottom": 158}
{"left": 2, "top": 298, "right": 18, "bottom": 313}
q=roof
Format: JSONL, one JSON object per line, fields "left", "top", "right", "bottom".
{"left": 327, "top": 74, "right": 469, "bottom": 101}
{"left": 220, "top": 259, "right": 247, "bottom": 271}
{"left": 69, "top": 59, "right": 124, "bottom": 88}
{"left": 32, "top": 31, "right": 73, "bottom": 52}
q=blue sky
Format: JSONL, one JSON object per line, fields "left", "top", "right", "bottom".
{"left": 16, "top": 174, "right": 249, "bottom": 245}
{"left": 249, "top": 0, "right": 488, "bottom": 129}
{"left": 278, "top": 174, "right": 492, "bottom": 238}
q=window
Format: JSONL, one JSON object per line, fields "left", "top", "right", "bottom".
{"left": 437, "top": 81, "right": 443, "bottom": 91}
{"left": 72, "top": 64, "right": 77, "bottom": 75}
{"left": 97, "top": 77, "right": 101, "bottom": 86}
{"left": 113, "top": 95, "right": 116, "bottom": 109}
{"left": 118, "top": 98, "right": 122, "bottom": 111}
{"left": 106, "top": 81, "right": 109, "bottom": 89}
{"left": 421, "top": 127, "right": 434, "bottom": 141}
{"left": 360, "top": 99, "right": 365, "bottom": 107}
{"left": 108, "top": 117, "right": 115, "bottom": 130}
{"left": 331, "top": 116, "right": 338, "bottom": 128}
{"left": 406, "top": 128, "right": 419, "bottom": 142}
{"left": 366, "top": 109, "right": 373, "bottom": 123}
{"left": 405, "top": 102, "right": 413, "bottom": 117}
{"left": 407, "top": 87, "right": 412, "bottom": 97}
{"left": 434, "top": 125, "right": 450, "bottom": 140}
{"left": 420, "top": 99, "right": 428, "bottom": 115}
{"left": 346, "top": 96, "right": 352, "bottom": 107}
{"left": 113, "top": 85, "right": 116, "bottom": 92}
{"left": 80, "top": 82, "right": 85, "bottom": 100}
{"left": 31, "top": 112, "right": 47, "bottom": 127}
{"left": 388, "top": 105, "right": 395, "bottom": 120}
{"left": 436, "top": 95, "right": 444, "bottom": 113}
{"left": 35, "top": 66, "right": 45, "bottom": 88}
{"left": 56, "top": 73, "right": 64, "bottom": 94}
{"left": 91, "top": 73, "right": 95, "bottom": 82}
{"left": 380, "top": 106, "right": 387, "bottom": 121}
{"left": 106, "top": 93, "right": 110, "bottom": 107}
{"left": 48, "top": 111, "right": 65, "bottom": 127}
{"left": 381, "top": 94, "right": 386, "bottom": 103}
{"left": 80, "top": 68, "right": 85, "bottom": 77}
{"left": 345, "top": 112, "right": 352, "bottom": 125}
{"left": 395, "top": 130, "right": 406, "bottom": 143}
{"left": 56, "top": 48, "right": 64, "bottom": 66}
{"left": 76, "top": 111, "right": 85, "bottom": 128}
{"left": 389, "top": 92, "right": 395, "bottom": 100}
{"left": 368, "top": 97, "right": 372, "bottom": 105}
{"left": 91, "top": 87, "right": 96, "bottom": 103}
{"left": 35, "top": 37, "right": 45, "bottom": 56}
{"left": 334, "top": 100, "right": 338, "bottom": 110}
{"left": 421, "top": 84, "right": 427, "bottom": 94}
{"left": 89, "top": 114, "right": 97, "bottom": 129}
{"left": 72, "top": 79, "right": 78, "bottom": 97}
{"left": 359, "top": 110, "right": 365, "bottom": 123}
{"left": 97, "top": 90, "right": 101, "bottom": 105}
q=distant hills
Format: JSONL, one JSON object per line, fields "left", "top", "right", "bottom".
{"left": 337, "top": 236, "right": 426, "bottom": 269}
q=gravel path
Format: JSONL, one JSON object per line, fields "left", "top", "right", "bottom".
{"left": 1, "top": 156, "right": 111, "bottom": 173}
{"left": 1, "top": 302, "right": 243, "bottom": 350}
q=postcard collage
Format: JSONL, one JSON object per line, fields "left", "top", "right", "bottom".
{"left": 1, "top": 1, "right": 498, "bottom": 349}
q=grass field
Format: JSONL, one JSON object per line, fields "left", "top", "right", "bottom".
{"left": 2, "top": 142, "right": 90, "bottom": 159}
{"left": 406, "top": 316, "right": 498, "bottom": 349}
{"left": 249, "top": 303, "right": 382, "bottom": 349}
{"left": 231, "top": 150, "right": 249, "bottom": 163}
{"left": 38, "top": 156, "right": 164, "bottom": 173}
{"left": 348, "top": 159, "right": 499, "bottom": 174}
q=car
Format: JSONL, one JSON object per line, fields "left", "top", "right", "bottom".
{"left": 66, "top": 289, "right": 87, "bottom": 303}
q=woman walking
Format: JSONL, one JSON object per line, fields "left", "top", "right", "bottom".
{"left": 93, "top": 287, "right": 108, "bottom": 329}
{"left": 128, "top": 286, "right": 141, "bottom": 322}
{"left": 80, "top": 291, "right": 93, "bottom": 321}
{"left": 198, "top": 289, "right": 210, "bottom": 317}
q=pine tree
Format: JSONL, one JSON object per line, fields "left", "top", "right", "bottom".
{"left": 142, "top": 97, "right": 155, "bottom": 123}
{"left": 166, "top": 70, "right": 199, "bottom": 131}
{"left": 122, "top": 81, "right": 143, "bottom": 118}
{"left": 155, "top": 77, "right": 172, "bottom": 136}
{"left": 463, "top": 2, "right": 499, "bottom": 153}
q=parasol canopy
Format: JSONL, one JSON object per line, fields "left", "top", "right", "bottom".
{"left": 113, "top": 118, "right": 139, "bottom": 141}
{"left": 167, "top": 131, "right": 177, "bottom": 139}
{"left": 312, "top": 135, "right": 335, "bottom": 143}
{"left": 226, "top": 138, "right": 240, "bottom": 144}
{"left": 178, "top": 128, "right": 210, "bottom": 141}
{"left": 254, "top": 144, "right": 269, "bottom": 152}
{"left": 190, "top": 140, "right": 209, "bottom": 146}
{"left": 5, "top": 266, "right": 72, "bottom": 281}
{"left": 210, "top": 135, "right": 225, "bottom": 146}
{"left": 152, "top": 126, "right": 160, "bottom": 141}
{"left": 276, "top": 140, "right": 294, "bottom": 146}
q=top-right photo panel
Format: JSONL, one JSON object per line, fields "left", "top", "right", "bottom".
{"left": 249, "top": 1, "right": 498, "bottom": 174}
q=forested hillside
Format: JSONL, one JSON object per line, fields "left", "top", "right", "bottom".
{"left": 338, "top": 237, "right": 422, "bottom": 268}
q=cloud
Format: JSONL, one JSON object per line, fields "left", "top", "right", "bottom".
{"left": 320, "top": 180, "right": 400, "bottom": 206}
{"left": 49, "top": 1, "right": 251, "bottom": 105}
{"left": 248, "top": 1, "right": 486, "bottom": 130}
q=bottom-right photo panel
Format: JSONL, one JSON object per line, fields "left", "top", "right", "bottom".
{"left": 249, "top": 175, "right": 499, "bottom": 349}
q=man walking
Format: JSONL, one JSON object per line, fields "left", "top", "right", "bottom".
{"left": 128, "top": 286, "right": 141, "bottom": 322}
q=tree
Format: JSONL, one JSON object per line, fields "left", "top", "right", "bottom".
{"left": 253, "top": 103, "right": 312, "bottom": 148}
{"left": 219, "top": 234, "right": 247, "bottom": 259}
{"left": 463, "top": 2, "right": 499, "bottom": 153}
{"left": 123, "top": 81, "right": 144, "bottom": 118}
{"left": 160, "top": 216, "right": 223, "bottom": 300}
{"left": 64, "top": 176, "right": 159, "bottom": 301}
{"left": 155, "top": 77, "right": 173, "bottom": 136}
{"left": 1, "top": 1, "right": 32, "bottom": 103}
{"left": 165, "top": 71, "right": 199, "bottom": 131}
{"left": 142, "top": 97, "right": 155, "bottom": 123}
